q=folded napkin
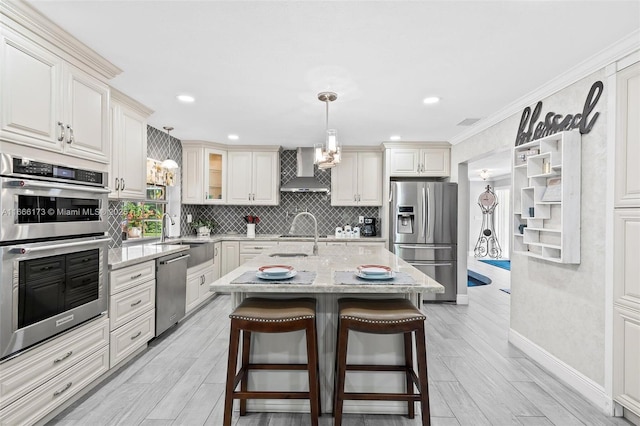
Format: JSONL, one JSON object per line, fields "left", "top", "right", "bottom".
{"left": 333, "top": 271, "right": 418, "bottom": 285}
{"left": 231, "top": 270, "right": 316, "bottom": 285}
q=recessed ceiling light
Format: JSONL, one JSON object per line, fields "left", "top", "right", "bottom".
{"left": 423, "top": 96, "right": 440, "bottom": 105}
{"left": 176, "top": 94, "right": 195, "bottom": 103}
{"left": 389, "top": 135, "right": 401, "bottom": 141}
{"left": 227, "top": 134, "right": 239, "bottom": 140}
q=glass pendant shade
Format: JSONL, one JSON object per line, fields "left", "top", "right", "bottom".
{"left": 314, "top": 92, "right": 341, "bottom": 168}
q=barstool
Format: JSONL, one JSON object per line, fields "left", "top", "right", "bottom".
{"left": 222, "top": 297, "right": 321, "bottom": 426}
{"left": 333, "top": 298, "right": 430, "bottom": 426}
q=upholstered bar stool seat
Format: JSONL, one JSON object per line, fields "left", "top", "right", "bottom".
{"left": 223, "top": 297, "right": 321, "bottom": 426}
{"left": 334, "top": 298, "right": 431, "bottom": 426}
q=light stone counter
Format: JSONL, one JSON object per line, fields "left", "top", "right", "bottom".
{"left": 165, "top": 233, "right": 387, "bottom": 244}
{"left": 108, "top": 244, "right": 188, "bottom": 270}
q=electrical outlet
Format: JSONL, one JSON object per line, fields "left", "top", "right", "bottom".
{"left": 358, "top": 216, "right": 364, "bottom": 224}
{"left": 187, "top": 214, "right": 193, "bottom": 223}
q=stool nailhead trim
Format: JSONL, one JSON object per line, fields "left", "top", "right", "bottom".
{"left": 340, "top": 315, "right": 426, "bottom": 324}
{"left": 229, "top": 315, "right": 315, "bottom": 322}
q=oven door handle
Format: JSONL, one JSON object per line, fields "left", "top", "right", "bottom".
{"left": 9, "top": 237, "right": 111, "bottom": 254}
{"left": 6, "top": 179, "right": 110, "bottom": 194}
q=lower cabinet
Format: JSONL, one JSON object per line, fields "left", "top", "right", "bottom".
{"left": 186, "top": 260, "right": 215, "bottom": 314}
{"left": 239, "top": 241, "right": 278, "bottom": 264}
{"left": 0, "top": 316, "right": 109, "bottom": 425}
{"left": 220, "top": 241, "right": 240, "bottom": 277}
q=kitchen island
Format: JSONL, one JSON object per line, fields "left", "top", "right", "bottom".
{"left": 210, "top": 244, "right": 444, "bottom": 416}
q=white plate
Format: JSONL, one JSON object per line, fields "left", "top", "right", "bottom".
{"left": 258, "top": 265, "right": 295, "bottom": 276}
{"left": 357, "top": 265, "right": 392, "bottom": 275}
{"left": 356, "top": 271, "right": 395, "bottom": 280}
{"left": 256, "top": 270, "right": 297, "bottom": 280}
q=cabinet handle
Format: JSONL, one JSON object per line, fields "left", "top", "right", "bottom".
{"left": 121, "top": 178, "right": 126, "bottom": 190}
{"left": 214, "top": 247, "right": 218, "bottom": 256}
{"left": 130, "top": 273, "right": 142, "bottom": 280}
{"left": 130, "top": 331, "right": 142, "bottom": 340}
{"left": 66, "top": 125, "right": 74, "bottom": 144}
{"left": 53, "top": 382, "right": 73, "bottom": 397}
{"left": 353, "top": 194, "right": 357, "bottom": 201}
{"left": 53, "top": 351, "right": 73, "bottom": 364}
{"left": 115, "top": 178, "right": 120, "bottom": 191}
{"left": 200, "top": 275, "right": 205, "bottom": 285}
{"left": 358, "top": 194, "right": 361, "bottom": 201}
{"left": 130, "top": 299, "right": 142, "bottom": 307}
{"left": 205, "top": 192, "right": 208, "bottom": 199}
{"left": 57, "top": 121, "right": 65, "bottom": 142}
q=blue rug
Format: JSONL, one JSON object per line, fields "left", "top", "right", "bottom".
{"left": 468, "top": 270, "right": 492, "bottom": 287}
{"left": 479, "top": 259, "right": 511, "bottom": 271}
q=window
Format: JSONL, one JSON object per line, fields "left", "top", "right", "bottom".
{"left": 122, "top": 201, "right": 164, "bottom": 239}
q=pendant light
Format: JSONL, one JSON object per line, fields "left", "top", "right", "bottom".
{"left": 160, "top": 126, "right": 179, "bottom": 169}
{"left": 314, "top": 92, "right": 341, "bottom": 169}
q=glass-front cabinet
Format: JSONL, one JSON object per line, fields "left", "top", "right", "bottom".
{"left": 205, "top": 148, "right": 226, "bottom": 204}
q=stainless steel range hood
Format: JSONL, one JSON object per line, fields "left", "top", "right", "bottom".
{"left": 280, "top": 147, "right": 329, "bottom": 193}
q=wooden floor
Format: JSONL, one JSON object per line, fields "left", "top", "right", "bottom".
{"left": 49, "top": 261, "right": 630, "bottom": 426}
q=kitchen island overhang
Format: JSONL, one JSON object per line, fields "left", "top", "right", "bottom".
{"left": 209, "top": 244, "right": 444, "bottom": 416}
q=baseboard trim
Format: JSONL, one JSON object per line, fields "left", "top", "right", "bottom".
{"left": 456, "top": 294, "right": 469, "bottom": 305}
{"left": 509, "top": 328, "right": 613, "bottom": 414}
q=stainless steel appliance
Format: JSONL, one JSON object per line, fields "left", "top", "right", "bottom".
{"left": 362, "top": 217, "right": 376, "bottom": 237}
{"left": 390, "top": 181, "right": 457, "bottom": 302}
{"left": 155, "top": 253, "right": 189, "bottom": 336}
{"left": 0, "top": 154, "right": 109, "bottom": 360}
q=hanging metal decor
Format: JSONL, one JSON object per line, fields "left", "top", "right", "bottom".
{"left": 474, "top": 185, "right": 502, "bottom": 259}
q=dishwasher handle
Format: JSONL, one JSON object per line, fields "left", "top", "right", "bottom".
{"left": 159, "top": 254, "right": 190, "bottom": 265}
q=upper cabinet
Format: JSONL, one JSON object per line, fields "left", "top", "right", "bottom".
{"left": 615, "top": 61, "right": 640, "bottom": 208}
{"left": 227, "top": 148, "right": 280, "bottom": 205}
{"left": 331, "top": 150, "right": 383, "bottom": 206}
{"left": 109, "top": 89, "right": 153, "bottom": 200}
{"left": 181, "top": 141, "right": 227, "bottom": 205}
{"left": 385, "top": 144, "right": 451, "bottom": 177}
{"left": 0, "top": 18, "right": 117, "bottom": 164}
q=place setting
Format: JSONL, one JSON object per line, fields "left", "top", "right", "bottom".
{"left": 231, "top": 265, "right": 316, "bottom": 285}
{"left": 334, "top": 264, "right": 417, "bottom": 285}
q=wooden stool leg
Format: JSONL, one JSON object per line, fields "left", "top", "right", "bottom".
{"left": 239, "top": 330, "right": 251, "bottom": 416}
{"left": 223, "top": 322, "right": 241, "bottom": 426}
{"left": 305, "top": 319, "right": 320, "bottom": 426}
{"left": 415, "top": 324, "right": 431, "bottom": 426}
{"left": 404, "top": 331, "right": 415, "bottom": 418}
{"left": 334, "top": 320, "right": 350, "bottom": 426}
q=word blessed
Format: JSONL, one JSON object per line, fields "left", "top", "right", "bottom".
{"left": 515, "top": 81, "right": 603, "bottom": 146}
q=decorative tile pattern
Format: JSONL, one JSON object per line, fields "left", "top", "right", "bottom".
{"left": 107, "top": 200, "right": 123, "bottom": 248}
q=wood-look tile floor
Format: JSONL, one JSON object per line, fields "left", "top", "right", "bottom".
{"left": 48, "top": 261, "right": 630, "bottom": 426}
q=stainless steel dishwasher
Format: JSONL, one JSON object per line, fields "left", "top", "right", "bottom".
{"left": 155, "top": 252, "right": 189, "bottom": 336}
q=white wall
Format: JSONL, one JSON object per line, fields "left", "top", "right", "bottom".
{"left": 452, "top": 69, "right": 608, "bottom": 386}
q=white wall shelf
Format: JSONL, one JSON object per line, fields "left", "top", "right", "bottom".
{"left": 512, "top": 131, "right": 581, "bottom": 264}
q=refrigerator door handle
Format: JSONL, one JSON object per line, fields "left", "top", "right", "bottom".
{"left": 426, "top": 185, "right": 431, "bottom": 239}
{"left": 389, "top": 181, "right": 394, "bottom": 203}
{"left": 409, "top": 262, "right": 453, "bottom": 267}
{"left": 421, "top": 186, "right": 426, "bottom": 238}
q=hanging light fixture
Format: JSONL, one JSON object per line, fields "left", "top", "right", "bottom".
{"left": 314, "top": 91, "right": 340, "bottom": 169}
{"left": 160, "top": 126, "right": 179, "bottom": 169}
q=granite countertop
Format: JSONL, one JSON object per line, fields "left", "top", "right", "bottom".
{"left": 164, "top": 233, "right": 387, "bottom": 243}
{"left": 209, "top": 244, "right": 444, "bottom": 294}
{"left": 108, "top": 244, "right": 189, "bottom": 270}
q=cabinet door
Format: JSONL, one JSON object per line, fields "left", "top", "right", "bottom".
{"left": 388, "top": 148, "right": 420, "bottom": 176}
{"left": 420, "top": 148, "right": 450, "bottom": 176}
{"left": 64, "top": 65, "right": 110, "bottom": 163}
{"left": 220, "top": 241, "right": 239, "bottom": 277}
{"left": 117, "top": 106, "right": 147, "bottom": 199}
{"left": 357, "top": 151, "right": 382, "bottom": 205}
{"left": 331, "top": 151, "right": 358, "bottom": 206}
{"left": 199, "top": 267, "right": 214, "bottom": 301}
{"left": 185, "top": 273, "right": 202, "bottom": 313}
{"left": 204, "top": 149, "right": 226, "bottom": 204}
{"left": 615, "top": 62, "right": 640, "bottom": 207}
{"left": 213, "top": 242, "right": 221, "bottom": 280}
{"left": 227, "top": 151, "right": 253, "bottom": 204}
{"left": 252, "top": 151, "right": 279, "bottom": 205}
{"left": 0, "top": 31, "right": 63, "bottom": 150}
{"left": 182, "top": 147, "right": 204, "bottom": 204}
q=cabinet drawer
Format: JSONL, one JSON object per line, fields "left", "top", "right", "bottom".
{"left": 239, "top": 241, "right": 277, "bottom": 254}
{"left": 0, "top": 346, "right": 109, "bottom": 426}
{"left": 0, "top": 316, "right": 108, "bottom": 410}
{"left": 109, "top": 261, "right": 155, "bottom": 295}
{"left": 109, "top": 309, "right": 155, "bottom": 368}
{"left": 109, "top": 279, "right": 155, "bottom": 331}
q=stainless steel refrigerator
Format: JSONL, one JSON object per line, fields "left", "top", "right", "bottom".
{"left": 390, "top": 181, "right": 458, "bottom": 302}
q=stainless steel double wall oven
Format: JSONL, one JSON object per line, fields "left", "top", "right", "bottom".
{"left": 0, "top": 154, "right": 110, "bottom": 360}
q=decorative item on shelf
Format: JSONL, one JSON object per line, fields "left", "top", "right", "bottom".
{"left": 146, "top": 186, "right": 165, "bottom": 201}
{"left": 541, "top": 177, "right": 562, "bottom": 202}
{"left": 314, "top": 91, "right": 341, "bottom": 169}
{"left": 528, "top": 207, "right": 535, "bottom": 217}
{"left": 146, "top": 158, "right": 167, "bottom": 185}
{"left": 245, "top": 215, "right": 260, "bottom": 238}
{"left": 191, "top": 219, "right": 217, "bottom": 237}
{"left": 518, "top": 224, "right": 527, "bottom": 234}
{"left": 517, "top": 148, "right": 539, "bottom": 164}
{"left": 543, "top": 158, "right": 551, "bottom": 174}
{"left": 474, "top": 185, "right": 502, "bottom": 259}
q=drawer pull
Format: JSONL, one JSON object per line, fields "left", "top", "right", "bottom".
{"left": 131, "top": 331, "right": 142, "bottom": 340}
{"left": 53, "top": 351, "right": 73, "bottom": 364}
{"left": 53, "top": 382, "right": 72, "bottom": 397}
{"left": 130, "top": 273, "right": 143, "bottom": 280}
{"left": 130, "top": 299, "right": 142, "bottom": 307}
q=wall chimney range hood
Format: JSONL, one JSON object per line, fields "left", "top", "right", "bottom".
{"left": 280, "top": 147, "right": 329, "bottom": 193}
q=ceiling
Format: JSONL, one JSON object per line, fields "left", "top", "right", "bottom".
{"left": 27, "top": 1, "right": 640, "bottom": 148}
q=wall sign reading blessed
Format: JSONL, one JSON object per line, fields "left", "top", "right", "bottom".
{"left": 515, "top": 80, "right": 603, "bottom": 146}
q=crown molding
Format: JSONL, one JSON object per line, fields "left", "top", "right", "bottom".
{"left": 1, "top": 0, "right": 122, "bottom": 81}
{"left": 449, "top": 29, "right": 640, "bottom": 145}
{"left": 382, "top": 141, "right": 451, "bottom": 150}
{"left": 111, "top": 87, "right": 154, "bottom": 117}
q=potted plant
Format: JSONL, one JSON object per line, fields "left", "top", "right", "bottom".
{"left": 191, "top": 218, "right": 217, "bottom": 236}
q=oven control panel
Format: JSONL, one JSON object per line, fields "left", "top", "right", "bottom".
{"left": 11, "top": 157, "right": 104, "bottom": 185}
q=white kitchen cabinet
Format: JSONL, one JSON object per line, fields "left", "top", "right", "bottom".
{"left": 220, "top": 241, "right": 240, "bottom": 277}
{"left": 213, "top": 242, "right": 222, "bottom": 281}
{"left": 239, "top": 241, "right": 278, "bottom": 264}
{"left": 182, "top": 144, "right": 204, "bottom": 204}
{"left": 0, "top": 28, "right": 110, "bottom": 163}
{"left": 227, "top": 149, "right": 280, "bottom": 205}
{"left": 331, "top": 150, "right": 382, "bottom": 206}
{"left": 181, "top": 141, "right": 227, "bottom": 204}
{"left": 185, "top": 260, "right": 215, "bottom": 314}
{"left": 386, "top": 145, "right": 451, "bottom": 177}
{"left": 204, "top": 148, "right": 226, "bottom": 203}
{"left": 109, "top": 89, "right": 151, "bottom": 199}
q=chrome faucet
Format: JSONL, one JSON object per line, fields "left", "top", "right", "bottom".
{"left": 161, "top": 213, "right": 175, "bottom": 243}
{"left": 290, "top": 211, "right": 319, "bottom": 255}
